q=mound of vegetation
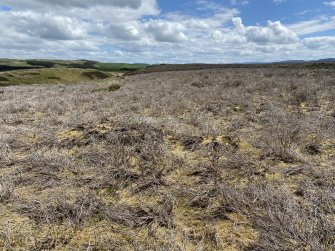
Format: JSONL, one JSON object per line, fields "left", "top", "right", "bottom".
{"left": 65, "top": 60, "right": 97, "bottom": 69}
{"left": 0, "top": 68, "right": 114, "bottom": 86}
{"left": 26, "top": 60, "right": 56, "bottom": 68}
{"left": 0, "top": 76, "right": 8, "bottom": 82}
{"left": 82, "top": 71, "right": 111, "bottom": 80}
{"left": 93, "top": 84, "right": 121, "bottom": 92}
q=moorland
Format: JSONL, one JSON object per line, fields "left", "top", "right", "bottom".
{"left": 0, "top": 60, "right": 334, "bottom": 250}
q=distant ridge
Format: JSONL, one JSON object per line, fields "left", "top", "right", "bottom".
{"left": 276, "top": 58, "right": 335, "bottom": 64}
{"left": 315, "top": 58, "right": 335, "bottom": 62}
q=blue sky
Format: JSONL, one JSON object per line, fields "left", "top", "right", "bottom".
{"left": 158, "top": 0, "right": 334, "bottom": 33}
{"left": 0, "top": 0, "right": 334, "bottom": 63}
{"left": 194, "top": 1, "right": 325, "bottom": 21}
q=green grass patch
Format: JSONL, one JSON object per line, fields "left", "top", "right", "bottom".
{"left": 48, "top": 76, "right": 61, "bottom": 80}
{"left": 0, "top": 76, "right": 9, "bottom": 82}
{"left": 26, "top": 60, "right": 56, "bottom": 68}
{"left": 82, "top": 71, "right": 111, "bottom": 80}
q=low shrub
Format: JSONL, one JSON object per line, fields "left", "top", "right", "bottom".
{"left": 82, "top": 71, "right": 110, "bottom": 80}
{"left": 107, "top": 84, "right": 121, "bottom": 92}
{"left": 0, "top": 76, "right": 9, "bottom": 81}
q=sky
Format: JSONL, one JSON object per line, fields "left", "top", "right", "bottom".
{"left": 0, "top": 0, "right": 334, "bottom": 63}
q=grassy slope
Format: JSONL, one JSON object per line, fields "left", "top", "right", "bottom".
{"left": 0, "top": 59, "right": 148, "bottom": 72}
{"left": 0, "top": 59, "right": 147, "bottom": 86}
{"left": 0, "top": 59, "right": 94, "bottom": 68}
{"left": 0, "top": 68, "right": 118, "bottom": 86}
{"left": 0, "top": 59, "right": 32, "bottom": 67}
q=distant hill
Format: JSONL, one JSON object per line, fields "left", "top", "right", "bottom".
{"left": 0, "top": 59, "right": 149, "bottom": 72}
{"left": 276, "top": 58, "right": 335, "bottom": 64}
{"left": 315, "top": 58, "right": 335, "bottom": 63}
{"left": 0, "top": 59, "right": 149, "bottom": 86}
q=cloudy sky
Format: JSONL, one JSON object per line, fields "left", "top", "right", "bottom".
{"left": 0, "top": 0, "right": 334, "bottom": 63}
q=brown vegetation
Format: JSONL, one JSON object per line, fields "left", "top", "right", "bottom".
{"left": 0, "top": 65, "right": 334, "bottom": 250}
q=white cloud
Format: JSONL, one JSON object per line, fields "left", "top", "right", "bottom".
{"left": 4, "top": 0, "right": 143, "bottom": 9}
{"left": 273, "top": 0, "right": 287, "bottom": 4}
{"left": 1, "top": 11, "right": 87, "bottom": 40}
{"left": 233, "top": 17, "right": 298, "bottom": 44}
{"left": 288, "top": 16, "right": 335, "bottom": 35}
{"left": 324, "top": 1, "right": 335, "bottom": 7}
{"left": 146, "top": 21, "right": 187, "bottom": 42}
{"left": 303, "top": 36, "right": 335, "bottom": 49}
{"left": 2, "top": 0, "right": 160, "bottom": 21}
{"left": 0, "top": 0, "right": 333, "bottom": 63}
{"left": 230, "top": 0, "right": 249, "bottom": 6}
{"left": 105, "top": 23, "right": 142, "bottom": 41}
